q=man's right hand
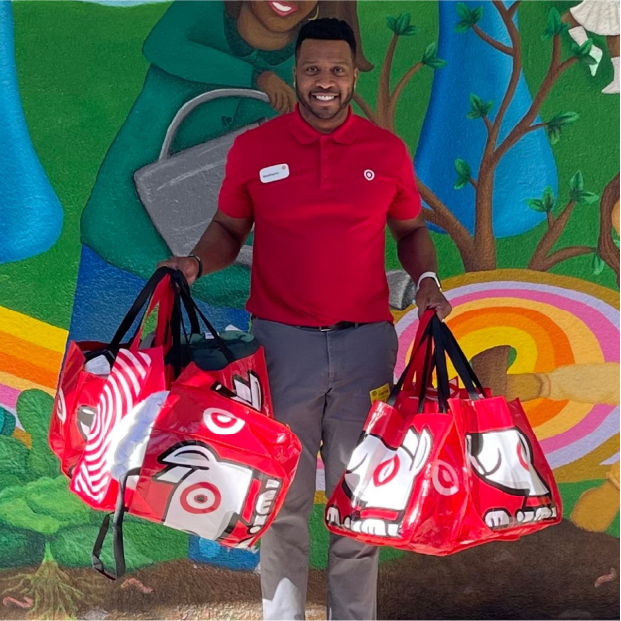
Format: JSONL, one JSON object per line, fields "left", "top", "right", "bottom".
{"left": 157, "top": 256, "right": 200, "bottom": 286}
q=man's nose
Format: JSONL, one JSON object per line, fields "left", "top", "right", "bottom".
{"left": 314, "top": 73, "right": 336, "bottom": 90}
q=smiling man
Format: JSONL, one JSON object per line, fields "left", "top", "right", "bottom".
{"left": 159, "top": 18, "right": 450, "bottom": 620}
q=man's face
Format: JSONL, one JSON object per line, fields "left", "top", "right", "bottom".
{"left": 295, "top": 39, "right": 358, "bottom": 121}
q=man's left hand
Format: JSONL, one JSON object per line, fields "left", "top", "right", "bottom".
{"left": 415, "top": 278, "right": 452, "bottom": 321}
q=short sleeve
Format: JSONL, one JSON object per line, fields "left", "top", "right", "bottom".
{"left": 218, "top": 136, "right": 253, "bottom": 219}
{"left": 388, "top": 142, "right": 422, "bottom": 220}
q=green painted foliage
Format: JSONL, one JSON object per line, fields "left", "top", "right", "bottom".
{"left": 386, "top": 13, "right": 417, "bottom": 37}
{"left": 455, "top": 3, "right": 483, "bottom": 33}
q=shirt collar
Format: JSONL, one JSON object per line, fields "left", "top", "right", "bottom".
{"left": 289, "top": 104, "right": 358, "bottom": 145}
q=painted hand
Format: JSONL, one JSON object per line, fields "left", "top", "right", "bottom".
{"left": 415, "top": 279, "right": 452, "bottom": 320}
{"left": 257, "top": 71, "right": 296, "bottom": 114}
{"left": 156, "top": 256, "right": 200, "bottom": 286}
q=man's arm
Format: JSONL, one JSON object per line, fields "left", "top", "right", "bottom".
{"left": 388, "top": 214, "right": 452, "bottom": 320}
{"left": 158, "top": 210, "right": 253, "bottom": 285}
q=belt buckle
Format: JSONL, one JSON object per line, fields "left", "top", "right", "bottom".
{"left": 318, "top": 325, "right": 334, "bottom": 332}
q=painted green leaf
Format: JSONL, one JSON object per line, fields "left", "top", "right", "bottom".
{"left": 468, "top": 93, "right": 493, "bottom": 119}
{"left": 456, "top": 2, "right": 471, "bottom": 20}
{"left": 454, "top": 158, "right": 471, "bottom": 190}
{"left": 542, "top": 186, "right": 556, "bottom": 211}
{"left": 0, "top": 435, "right": 30, "bottom": 478}
{"left": 549, "top": 112, "right": 580, "bottom": 126}
{"left": 572, "top": 39, "right": 597, "bottom": 64}
{"left": 526, "top": 199, "right": 547, "bottom": 213}
{"left": 574, "top": 191, "right": 600, "bottom": 205}
{"left": 592, "top": 253, "right": 606, "bottom": 275}
{"left": 455, "top": 158, "right": 471, "bottom": 178}
{"left": 542, "top": 8, "right": 563, "bottom": 40}
{"left": 422, "top": 42, "right": 447, "bottom": 68}
{"left": 388, "top": 13, "right": 417, "bottom": 37}
{"left": 455, "top": 2, "right": 482, "bottom": 32}
{"left": 569, "top": 171, "right": 585, "bottom": 192}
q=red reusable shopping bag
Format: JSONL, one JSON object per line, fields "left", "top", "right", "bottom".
{"left": 325, "top": 311, "right": 459, "bottom": 548}
{"left": 326, "top": 312, "right": 562, "bottom": 554}
{"left": 49, "top": 269, "right": 174, "bottom": 476}
{"left": 69, "top": 342, "right": 167, "bottom": 511}
{"left": 91, "top": 364, "right": 301, "bottom": 579}
{"left": 172, "top": 280, "right": 274, "bottom": 418}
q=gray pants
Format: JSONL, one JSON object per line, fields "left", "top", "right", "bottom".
{"left": 250, "top": 319, "right": 398, "bottom": 621}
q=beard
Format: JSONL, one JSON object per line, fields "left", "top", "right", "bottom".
{"left": 295, "top": 84, "right": 354, "bottom": 120}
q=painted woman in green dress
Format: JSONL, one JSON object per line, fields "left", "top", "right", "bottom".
{"left": 80, "top": 0, "right": 371, "bottom": 295}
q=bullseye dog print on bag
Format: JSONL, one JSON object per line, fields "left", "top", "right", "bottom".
{"left": 326, "top": 311, "right": 561, "bottom": 555}
{"left": 326, "top": 399, "right": 455, "bottom": 548}
{"left": 466, "top": 428, "right": 558, "bottom": 530}
{"left": 155, "top": 441, "right": 283, "bottom": 545}
{"left": 105, "top": 363, "right": 301, "bottom": 556}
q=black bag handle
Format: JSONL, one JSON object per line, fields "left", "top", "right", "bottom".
{"left": 438, "top": 319, "right": 485, "bottom": 399}
{"left": 386, "top": 318, "right": 434, "bottom": 407}
{"left": 386, "top": 314, "right": 487, "bottom": 414}
{"left": 108, "top": 267, "right": 175, "bottom": 352}
{"left": 92, "top": 468, "right": 139, "bottom": 580}
{"left": 427, "top": 316, "right": 485, "bottom": 409}
{"left": 173, "top": 278, "right": 236, "bottom": 365}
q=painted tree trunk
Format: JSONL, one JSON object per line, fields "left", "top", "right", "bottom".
{"left": 414, "top": 0, "right": 558, "bottom": 270}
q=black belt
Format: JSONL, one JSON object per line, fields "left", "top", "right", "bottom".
{"left": 295, "top": 321, "right": 369, "bottom": 332}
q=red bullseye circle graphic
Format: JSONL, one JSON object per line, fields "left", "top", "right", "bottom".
{"left": 204, "top": 407, "right": 245, "bottom": 435}
{"left": 180, "top": 482, "right": 222, "bottom": 514}
{"left": 517, "top": 440, "right": 530, "bottom": 470}
{"left": 373, "top": 455, "right": 400, "bottom": 487}
{"left": 432, "top": 460, "right": 459, "bottom": 496}
{"left": 56, "top": 389, "right": 67, "bottom": 423}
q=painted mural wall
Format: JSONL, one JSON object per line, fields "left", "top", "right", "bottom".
{"left": 0, "top": 0, "right": 619, "bottom": 619}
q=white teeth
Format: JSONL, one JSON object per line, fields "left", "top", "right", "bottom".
{"left": 256, "top": 490, "right": 277, "bottom": 515}
{"left": 315, "top": 95, "right": 336, "bottom": 101}
{"left": 361, "top": 519, "right": 386, "bottom": 536}
{"left": 272, "top": 1, "right": 293, "bottom": 12}
{"left": 326, "top": 507, "right": 341, "bottom": 525}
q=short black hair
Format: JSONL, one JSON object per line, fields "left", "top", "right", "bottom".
{"left": 295, "top": 18, "right": 357, "bottom": 62}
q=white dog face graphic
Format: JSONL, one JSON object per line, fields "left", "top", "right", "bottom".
{"left": 156, "top": 443, "right": 254, "bottom": 541}
{"left": 466, "top": 429, "right": 550, "bottom": 498}
{"left": 344, "top": 428, "right": 433, "bottom": 511}
{"left": 466, "top": 428, "right": 557, "bottom": 530}
{"left": 327, "top": 428, "right": 433, "bottom": 538}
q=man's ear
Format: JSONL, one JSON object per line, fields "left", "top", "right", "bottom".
{"left": 293, "top": 67, "right": 297, "bottom": 88}
{"left": 353, "top": 67, "right": 359, "bottom": 89}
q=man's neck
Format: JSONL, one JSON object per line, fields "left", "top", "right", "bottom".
{"left": 298, "top": 104, "right": 350, "bottom": 134}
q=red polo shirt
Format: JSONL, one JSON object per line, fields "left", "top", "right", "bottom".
{"left": 218, "top": 105, "right": 422, "bottom": 326}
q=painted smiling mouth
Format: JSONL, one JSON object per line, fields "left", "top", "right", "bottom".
{"left": 268, "top": 1, "right": 298, "bottom": 16}
{"left": 312, "top": 93, "right": 338, "bottom": 103}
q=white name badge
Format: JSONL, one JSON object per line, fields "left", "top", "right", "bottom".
{"left": 260, "top": 163, "right": 290, "bottom": 184}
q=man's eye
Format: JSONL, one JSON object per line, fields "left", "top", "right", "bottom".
{"left": 306, "top": 67, "right": 318, "bottom": 73}
{"left": 334, "top": 67, "right": 345, "bottom": 74}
